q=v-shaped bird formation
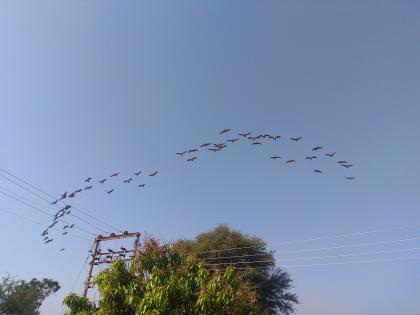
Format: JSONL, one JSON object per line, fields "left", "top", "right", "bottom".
{"left": 176, "top": 128, "right": 356, "bottom": 181}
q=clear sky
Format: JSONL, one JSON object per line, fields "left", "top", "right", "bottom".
{"left": 0, "top": 1, "right": 419, "bottom": 314}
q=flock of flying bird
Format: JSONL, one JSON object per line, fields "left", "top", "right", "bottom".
{"left": 176, "top": 128, "right": 356, "bottom": 181}
{"left": 41, "top": 169, "right": 159, "bottom": 249}
{"left": 40, "top": 128, "right": 356, "bottom": 251}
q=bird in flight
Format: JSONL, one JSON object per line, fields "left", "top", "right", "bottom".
{"left": 106, "top": 189, "right": 114, "bottom": 194}
{"left": 62, "top": 231, "right": 68, "bottom": 236}
{"left": 270, "top": 155, "right": 281, "bottom": 160}
{"left": 251, "top": 141, "right": 262, "bottom": 145}
{"left": 341, "top": 164, "right": 353, "bottom": 168}
{"left": 305, "top": 155, "right": 317, "bottom": 160}
{"left": 110, "top": 172, "right": 120, "bottom": 177}
{"left": 227, "top": 139, "right": 239, "bottom": 143}
{"left": 286, "top": 160, "right": 296, "bottom": 163}
{"left": 68, "top": 192, "right": 76, "bottom": 198}
{"left": 43, "top": 236, "right": 49, "bottom": 241}
{"left": 60, "top": 192, "right": 67, "bottom": 200}
{"left": 138, "top": 184, "right": 145, "bottom": 188}
{"left": 290, "top": 137, "right": 302, "bottom": 142}
{"left": 214, "top": 143, "right": 225, "bottom": 148}
{"left": 99, "top": 179, "right": 107, "bottom": 184}
{"left": 209, "top": 148, "right": 221, "bottom": 152}
{"left": 134, "top": 171, "right": 141, "bottom": 176}
{"left": 219, "top": 128, "right": 231, "bottom": 134}
{"left": 84, "top": 186, "right": 93, "bottom": 190}
{"left": 314, "top": 170, "right": 323, "bottom": 174}
{"left": 187, "top": 157, "right": 197, "bottom": 162}
{"left": 239, "top": 132, "right": 251, "bottom": 138}
{"left": 45, "top": 239, "right": 53, "bottom": 244}
{"left": 75, "top": 189, "right": 82, "bottom": 194}
{"left": 188, "top": 148, "right": 199, "bottom": 153}
{"left": 85, "top": 177, "right": 92, "bottom": 183}
{"left": 345, "top": 176, "right": 356, "bottom": 181}
{"left": 176, "top": 151, "right": 187, "bottom": 156}
{"left": 312, "top": 146, "right": 323, "bottom": 151}
{"left": 149, "top": 171, "right": 158, "bottom": 176}
{"left": 200, "top": 143, "right": 212, "bottom": 148}
{"left": 69, "top": 224, "right": 75, "bottom": 228}
{"left": 124, "top": 178, "right": 133, "bottom": 184}
{"left": 51, "top": 200, "right": 58, "bottom": 205}
{"left": 337, "top": 161, "right": 348, "bottom": 164}
{"left": 325, "top": 152, "right": 336, "bottom": 158}
{"left": 60, "top": 248, "right": 65, "bottom": 252}
{"left": 270, "top": 135, "right": 281, "bottom": 140}
{"left": 63, "top": 225, "right": 69, "bottom": 230}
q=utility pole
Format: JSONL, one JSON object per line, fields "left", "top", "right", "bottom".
{"left": 82, "top": 231, "right": 141, "bottom": 297}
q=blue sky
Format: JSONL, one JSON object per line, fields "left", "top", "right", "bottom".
{"left": 0, "top": 1, "right": 419, "bottom": 314}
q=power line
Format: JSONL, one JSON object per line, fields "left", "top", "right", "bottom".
{"left": 0, "top": 169, "right": 123, "bottom": 233}
{"left": 203, "top": 246, "right": 420, "bottom": 265}
{"left": 0, "top": 207, "right": 91, "bottom": 242}
{"left": 0, "top": 188, "right": 97, "bottom": 237}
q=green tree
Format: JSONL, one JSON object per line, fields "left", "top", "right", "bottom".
{"left": 175, "top": 225, "right": 298, "bottom": 314}
{"left": 64, "top": 239, "right": 257, "bottom": 315}
{"left": 0, "top": 276, "right": 60, "bottom": 315}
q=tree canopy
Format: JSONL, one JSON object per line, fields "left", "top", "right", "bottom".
{"left": 175, "top": 225, "right": 298, "bottom": 314}
{"left": 0, "top": 276, "right": 60, "bottom": 315}
{"left": 63, "top": 239, "right": 257, "bottom": 315}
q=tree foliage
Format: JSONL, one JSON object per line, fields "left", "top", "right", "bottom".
{"left": 64, "top": 239, "right": 257, "bottom": 315}
{"left": 0, "top": 275, "right": 60, "bottom": 315}
{"left": 175, "top": 225, "right": 298, "bottom": 314}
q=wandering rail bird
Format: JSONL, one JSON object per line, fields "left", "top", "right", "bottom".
{"left": 134, "top": 171, "right": 141, "bottom": 176}
{"left": 110, "top": 172, "right": 119, "bottom": 177}
{"left": 124, "top": 178, "right": 133, "bottom": 184}
{"left": 337, "top": 161, "right": 348, "bottom": 164}
{"left": 106, "top": 189, "right": 114, "bottom": 194}
{"left": 99, "top": 179, "right": 107, "bottom": 184}
{"left": 286, "top": 160, "right": 296, "bottom": 163}
{"left": 227, "top": 139, "right": 239, "bottom": 143}
{"left": 188, "top": 148, "right": 199, "bottom": 153}
{"left": 239, "top": 132, "right": 251, "bottom": 137}
{"left": 149, "top": 171, "right": 158, "bottom": 176}
{"left": 270, "top": 155, "right": 281, "bottom": 160}
{"left": 138, "top": 184, "right": 145, "bottom": 188}
{"left": 251, "top": 141, "right": 262, "bottom": 145}
{"left": 176, "top": 151, "right": 187, "bottom": 156}
{"left": 200, "top": 143, "right": 212, "bottom": 148}
{"left": 85, "top": 177, "right": 92, "bottom": 183}
{"left": 84, "top": 186, "right": 93, "bottom": 190}
{"left": 314, "top": 170, "right": 323, "bottom": 174}
{"left": 305, "top": 156, "right": 317, "bottom": 160}
{"left": 187, "top": 157, "right": 197, "bottom": 162}
{"left": 325, "top": 152, "right": 336, "bottom": 158}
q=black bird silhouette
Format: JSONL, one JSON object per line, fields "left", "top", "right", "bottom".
{"left": 63, "top": 231, "right": 68, "bottom": 236}
{"left": 239, "top": 132, "right": 251, "bottom": 137}
{"left": 286, "top": 160, "right": 296, "bottom": 163}
{"left": 187, "top": 157, "right": 197, "bottom": 162}
{"left": 60, "top": 248, "right": 65, "bottom": 252}
{"left": 251, "top": 141, "right": 262, "bottom": 145}
{"left": 68, "top": 192, "right": 76, "bottom": 198}
{"left": 200, "top": 143, "right": 212, "bottom": 148}
{"left": 314, "top": 170, "right": 323, "bottom": 174}
{"left": 60, "top": 192, "right": 67, "bottom": 200}
{"left": 209, "top": 148, "right": 221, "bottom": 152}
{"left": 99, "top": 179, "right": 107, "bottom": 184}
{"left": 219, "top": 128, "right": 231, "bottom": 134}
{"left": 84, "top": 186, "right": 93, "bottom": 190}
{"left": 149, "top": 171, "right": 158, "bottom": 176}
{"left": 107, "top": 189, "right": 114, "bottom": 194}
{"left": 270, "top": 155, "right": 281, "bottom": 160}
{"left": 124, "top": 178, "right": 133, "bottom": 184}
{"left": 214, "top": 143, "right": 225, "bottom": 148}
{"left": 85, "top": 177, "right": 92, "bottom": 183}
{"left": 110, "top": 172, "right": 120, "bottom": 177}
{"left": 176, "top": 151, "right": 187, "bottom": 156}
{"left": 227, "top": 139, "right": 239, "bottom": 143}
{"left": 138, "top": 184, "right": 145, "bottom": 188}
{"left": 342, "top": 164, "right": 353, "bottom": 168}
{"left": 271, "top": 135, "right": 281, "bottom": 140}
{"left": 188, "top": 148, "right": 199, "bottom": 153}
{"left": 305, "top": 156, "right": 317, "bottom": 160}
{"left": 51, "top": 200, "right": 58, "bottom": 205}
{"left": 63, "top": 225, "right": 69, "bottom": 230}
{"left": 247, "top": 136, "right": 255, "bottom": 140}
{"left": 345, "top": 176, "right": 356, "bottom": 181}
{"left": 69, "top": 224, "right": 75, "bottom": 228}
{"left": 290, "top": 137, "right": 302, "bottom": 142}
{"left": 337, "top": 161, "right": 348, "bottom": 164}
{"left": 134, "top": 171, "right": 141, "bottom": 176}
{"left": 45, "top": 239, "right": 53, "bottom": 244}
{"left": 75, "top": 189, "right": 82, "bottom": 193}
{"left": 325, "top": 152, "right": 336, "bottom": 158}
{"left": 43, "top": 236, "right": 49, "bottom": 241}
{"left": 312, "top": 146, "right": 323, "bottom": 151}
